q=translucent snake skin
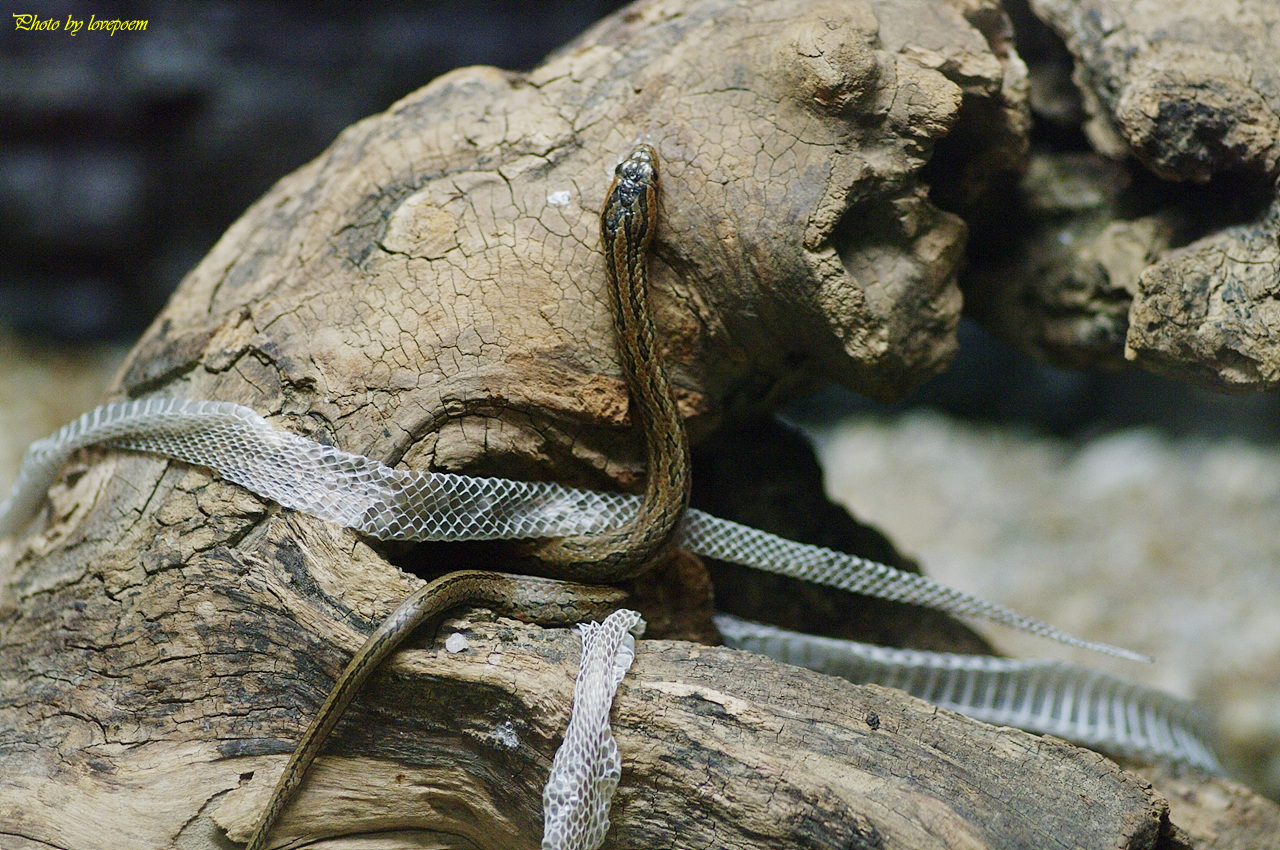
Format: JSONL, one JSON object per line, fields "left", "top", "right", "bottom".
{"left": 542, "top": 609, "right": 645, "bottom": 850}
{"left": 715, "top": 615, "right": 1221, "bottom": 772}
{"left": 0, "top": 396, "right": 1222, "bottom": 777}
{"left": 0, "top": 395, "right": 1148, "bottom": 662}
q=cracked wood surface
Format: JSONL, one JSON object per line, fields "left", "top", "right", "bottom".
{"left": 2, "top": 1, "right": 1279, "bottom": 848}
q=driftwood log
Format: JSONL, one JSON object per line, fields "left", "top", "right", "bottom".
{"left": 2, "top": 1, "right": 1279, "bottom": 848}
{"left": 966, "top": 0, "right": 1280, "bottom": 391}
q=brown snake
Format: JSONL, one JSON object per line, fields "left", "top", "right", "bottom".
{"left": 244, "top": 144, "right": 688, "bottom": 850}
{"left": 526, "top": 144, "right": 691, "bottom": 581}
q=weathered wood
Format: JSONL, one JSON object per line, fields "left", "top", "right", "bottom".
{"left": 967, "top": 0, "right": 1280, "bottom": 390}
{"left": 207, "top": 621, "right": 1166, "bottom": 849}
{"left": 3, "top": 1, "right": 1278, "bottom": 848}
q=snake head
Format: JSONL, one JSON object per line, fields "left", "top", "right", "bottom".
{"left": 614, "top": 145, "right": 656, "bottom": 187}
{"left": 601, "top": 144, "right": 660, "bottom": 243}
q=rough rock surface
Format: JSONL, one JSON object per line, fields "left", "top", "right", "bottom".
{"left": 1028, "top": 0, "right": 1280, "bottom": 180}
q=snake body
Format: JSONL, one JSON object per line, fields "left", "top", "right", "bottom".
{"left": 244, "top": 572, "right": 626, "bottom": 850}
{"left": 244, "top": 146, "right": 687, "bottom": 850}
{"left": 526, "top": 145, "right": 690, "bottom": 582}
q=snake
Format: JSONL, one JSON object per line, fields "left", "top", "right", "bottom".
{"left": 242, "top": 145, "right": 686, "bottom": 850}
{"left": 0, "top": 147, "right": 1218, "bottom": 848}
{"left": 524, "top": 145, "right": 690, "bottom": 583}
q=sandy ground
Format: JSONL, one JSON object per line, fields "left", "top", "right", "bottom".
{"left": 811, "top": 412, "right": 1280, "bottom": 798}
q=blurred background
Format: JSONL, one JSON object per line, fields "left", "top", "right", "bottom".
{"left": 1, "top": 0, "right": 633, "bottom": 342}
{"left": 2, "top": 0, "right": 1278, "bottom": 799}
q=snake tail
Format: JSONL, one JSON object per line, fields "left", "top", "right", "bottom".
{"left": 243, "top": 570, "right": 624, "bottom": 850}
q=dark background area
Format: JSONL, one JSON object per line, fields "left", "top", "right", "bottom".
{"left": 4, "top": 0, "right": 1279, "bottom": 442}
{"left": 0, "top": 1, "right": 631, "bottom": 340}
